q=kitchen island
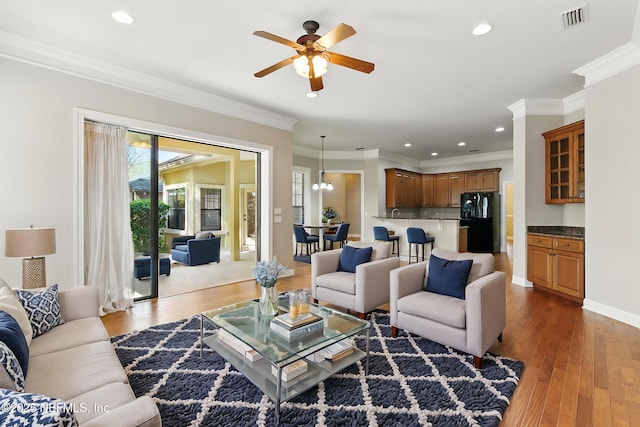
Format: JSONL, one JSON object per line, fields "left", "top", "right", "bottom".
{"left": 371, "top": 216, "right": 463, "bottom": 258}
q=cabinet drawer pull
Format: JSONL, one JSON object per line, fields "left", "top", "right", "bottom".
{"left": 565, "top": 243, "right": 571, "bottom": 247}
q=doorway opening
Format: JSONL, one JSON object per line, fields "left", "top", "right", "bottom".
{"left": 126, "top": 132, "right": 259, "bottom": 300}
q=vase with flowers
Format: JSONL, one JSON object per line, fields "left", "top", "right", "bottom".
{"left": 253, "top": 257, "right": 287, "bottom": 316}
{"left": 322, "top": 207, "right": 338, "bottom": 225}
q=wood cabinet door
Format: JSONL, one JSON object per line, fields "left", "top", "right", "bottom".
{"left": 421, "top": 175, "right": 434, "bottom": 207}
{"left": 434, "top": 175, "right": 450, "bottom": 207}
{"left": 465, "top": 173, "right": 481, "bottom": 192}
{"left": 554, "top": 250, "right": 584, "bottom": 298}
{"left": 385, "top": 169, "right": 399, "bottom": 208}
{"left": 528, "top": 245, "right": 553, "bottom": 289}
{"left": 545, "top": 130, "right": 574, "bottom": 203}
{"left": 573, "top": 129, "right": 585, "bottom": 202}
{"left": 449, "top": 174, "right": 464, "bottom": 207}
{"left": 481, "top": 171, "right": 499, "bottom": 192}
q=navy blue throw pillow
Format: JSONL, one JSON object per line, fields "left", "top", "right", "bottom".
{"left": 0, "top": 311, "right": 29, "bottom": 376}
{"left": 338, "top": 246, "right": 373, "bottom": 273}
{"left": 425, "top": 255, "right": 474, "bottom": 300}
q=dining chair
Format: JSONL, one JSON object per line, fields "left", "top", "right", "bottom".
{"left": 293, "top": 225, "right": 319, "bottom": 255}
{"left": 323, "top": 223, "right": 350, "bottom": 250}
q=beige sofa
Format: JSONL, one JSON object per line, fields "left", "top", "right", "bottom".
{"left": 311, "top": 241, "right": 400, "bottom": 318}
{"left": 389, "top": 248, "right": 505, "bottom": 368}
{"left": 2, "top": 285, "right": 161, "bottom": 426}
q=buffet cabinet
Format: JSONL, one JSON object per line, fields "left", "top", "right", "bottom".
{"left": 385, "top": 167, "right": 501, "bottom": 208}
{"left": 542, "top": 120, "right": 585, "bottom": 204}
{"left": 527, "top": 233, "right": 584, "bottom": 302}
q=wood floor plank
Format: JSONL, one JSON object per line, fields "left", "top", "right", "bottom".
{"left": 100, "top": 252, "right": 640, "bottom": 426}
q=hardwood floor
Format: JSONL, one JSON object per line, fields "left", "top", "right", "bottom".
{"left": 102, "top": 254, "right": 640, "bottom": 426}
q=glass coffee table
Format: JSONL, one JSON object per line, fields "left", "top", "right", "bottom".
{"left": 200, "top": 294, "right": 370, "bottom": 424}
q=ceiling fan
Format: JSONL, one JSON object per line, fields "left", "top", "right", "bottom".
{"left": 253, "top": 20, "right": 375, "bottom": 92}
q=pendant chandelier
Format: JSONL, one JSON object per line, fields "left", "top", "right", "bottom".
{"left": 312, "top": 135, "right": 333, "bottom": 191}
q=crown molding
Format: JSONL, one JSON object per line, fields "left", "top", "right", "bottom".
{"left": 420, "top": 150, "right": 513, "bottom": 168}
{"left": 507, "top": 90, "right": 585, "bottom": 120}
{"left": 573, "top": 42, "right": 640, "bottom": 87}
{"left": 0, "top": 31, "right": 297, "bottom": 132}
{"left": 507, "top": 98, "right": 564, "bottom": 119}
{"left": 293, "top": 146, "right": 385, "bottom": 161}
{"left": 563, "top": 90, "right": 586, "bottom": 114}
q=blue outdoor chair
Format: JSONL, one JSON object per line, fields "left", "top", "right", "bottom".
{"left": 294, "top": 225, "right": 319, "bottom": 256}
{"left": 373, "top": 226, "right": 400, "bottom": 256}
{"left": 323, "top": 223, "right": 350, "bottom": 250}
{"left": 406, "top": 227, "right": 435, "bottom": 263}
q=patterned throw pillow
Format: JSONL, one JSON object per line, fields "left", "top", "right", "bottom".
{"left": 0, "top": 388, "right": 78, "bottom": 427}
{"left": 15, "top": 284, "right": 65, "bottom": 337}
{"left": 0, "top": 341, "right": 25, "bottom": 391}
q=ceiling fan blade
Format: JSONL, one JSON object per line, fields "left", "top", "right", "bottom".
{"left": 254, "top": 55, "right": 299, "bottom": 78}
{"left": 315, "top": 23, "right": 356, "bottom": 49}
{"left": 310, "top": 76, "right": 324, "bottom": 92}
{"left": 253, "top": 31, "right": 304, "bottom": 50}
{"left": 327, "top": 52, "right": 375, "bottom": 74}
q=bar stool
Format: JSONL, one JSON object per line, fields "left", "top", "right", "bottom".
{"left": 373, "top": 226, "right": 400, "bottom": 256}
{"left": 406, "top": 227, "right": 435, "bottom": 263}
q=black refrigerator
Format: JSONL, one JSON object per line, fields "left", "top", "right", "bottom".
{"left": 460, "top": 192, "right": 500, "bottom": 253}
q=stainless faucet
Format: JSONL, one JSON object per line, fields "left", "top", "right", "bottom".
{"left": 391, "top": 208, "right": 399, "bottom": 218}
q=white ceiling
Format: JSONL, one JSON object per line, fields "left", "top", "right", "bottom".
{"left": 1, "top": 0, "right": 638, "bottom": 160}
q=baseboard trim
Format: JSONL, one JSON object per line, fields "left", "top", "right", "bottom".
{"left": 511, "top": 275, "right": 532, "bottom": 288}
{"left": 582, "top": 298, "right": 640, "bottom": 329}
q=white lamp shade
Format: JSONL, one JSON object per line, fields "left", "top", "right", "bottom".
{"left": 5, "top": 227, "right": 56, "bottom": 257}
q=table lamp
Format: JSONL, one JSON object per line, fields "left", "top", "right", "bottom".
{"left": 5, "top": 226, "right": 56, "bottom": 289}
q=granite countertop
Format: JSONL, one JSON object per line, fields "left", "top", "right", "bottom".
{"left": 527, "top": 226, "right": 584, "bottom": 239}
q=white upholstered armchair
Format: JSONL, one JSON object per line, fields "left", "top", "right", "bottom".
{"left": 389, "top": 248, "right": 505, "bottom": 368}
{"left": 311, "top": 241, "right": 400, "bottom": 319}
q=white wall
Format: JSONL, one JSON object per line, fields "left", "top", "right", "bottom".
{"left": 0, "top": 57, "right": 295, "bottom": 289}
{"left": 583, "top": 64, "right": 640, "bottom": 325}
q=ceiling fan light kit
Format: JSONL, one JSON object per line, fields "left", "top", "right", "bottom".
{"left": 253, "top": 20, "right": 374, "bottom": 92}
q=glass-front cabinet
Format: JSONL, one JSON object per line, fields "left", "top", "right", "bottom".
{"left": 542, "top": 120, "right": 585, "bottom": 204}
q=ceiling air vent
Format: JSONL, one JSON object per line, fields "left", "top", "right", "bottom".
{"left": 561, "top": 5, "right": 588, "bottom": 29}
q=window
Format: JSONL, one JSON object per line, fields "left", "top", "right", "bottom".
{"left": 292, "top": 170, "right": 305, "bottom": 224}
{"left": 166, "top": 185, "right": 186, "bottom": 231}
{"left": 201, "top": 187, "right": 222, "bottom": 231}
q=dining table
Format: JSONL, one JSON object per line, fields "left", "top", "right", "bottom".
{"left": 295, "top": 223, "right": 338, "bottom": 251}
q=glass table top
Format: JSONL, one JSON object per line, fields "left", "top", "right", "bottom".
{"left": 201, "top": 294, "right": 369, "bottom": 364}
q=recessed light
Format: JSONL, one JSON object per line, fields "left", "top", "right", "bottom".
{"left": 404, "top": 143, "right": 412, "bottom": 147}
{"left": 458, "top": 141, "right": 466, "bottom": 146}
{"left": 306, "top": 92, "right": 318, "bottom": 98}
{"left": 472, "top": 23, "right": 493, "bottom": 36}
{"left": 495, "top": 126, "right": 505, "bottom": 132}
{"left": 112, "top": 11, "right": 134, "bottom": 24}
{"left": 431, "top": 152, "right": 438, "bottom": 156}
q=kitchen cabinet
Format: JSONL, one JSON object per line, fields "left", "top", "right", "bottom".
{"left": 385, "top": 168, "right": 422, "bottom": 208}
{"left": 465, "top": 169, "right": 500, "bottom": 192}
{"left": 448, "top": 173, "right": 464, "bottom": 207}
{"left": 527, "top": 234, "right": 584, "bottom": 302}
{"left": 542, "top": 120, "right": 585, "bottom": 204}
{"left": 385, "top": 167, "right": 501, "bottom": 208}
{"left": 433, "top": 174, "right": 450, "bottom": 207}
{"left": 421, "top": 174, "right": 434, "bottom": 207}
{"left": 458, "top": 226, "right": 468, "bottom": 252}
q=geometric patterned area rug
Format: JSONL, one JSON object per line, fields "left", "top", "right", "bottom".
{"left": 111, "top": 312, "right": 524, "bottom": 427}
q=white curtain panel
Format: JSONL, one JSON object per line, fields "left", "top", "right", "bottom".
{"left": 84, "top": 122, "right": 134, "bottom": 314}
